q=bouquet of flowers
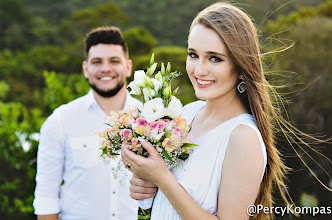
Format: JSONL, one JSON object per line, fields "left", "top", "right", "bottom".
{"left": 96, "top": 54, "right": 197, "bottom": 219}
{"left": 97, "top": 54, "right": 197, "bottom": 168}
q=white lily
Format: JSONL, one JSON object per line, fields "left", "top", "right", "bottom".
{"left": 167, "top": 96, "right": 183, "bottom": 118}
{"left": 127, "top": 81, "right": 141, "bottom": 95}
{"left": 141, "top": 98, "right": 166, "bottom": 123}
{"left": 134, "top": 70, "right": 146, "bottom": 87}
{"left": 142, "top": 88, "right": 152, "bottom": 102}
{"left": 151, "top": 78, "right": 162, "bottom": 93}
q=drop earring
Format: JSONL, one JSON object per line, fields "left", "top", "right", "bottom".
{"left": 237, "top": 75, "right": 246, "bottom": 93}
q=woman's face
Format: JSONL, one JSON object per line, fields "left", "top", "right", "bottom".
{"left": 186, "top": 24, "right": 239, "bottom": 102}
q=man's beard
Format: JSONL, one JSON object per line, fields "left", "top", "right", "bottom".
{"left": 89, "top": 81, "right": 125, "bottom": 98}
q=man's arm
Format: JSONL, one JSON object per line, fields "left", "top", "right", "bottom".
{"left": 37, "top": 214, "right": 58, "bottom": 220}
{"left": 33, "top": 109, "right": 65, "bottom": 216}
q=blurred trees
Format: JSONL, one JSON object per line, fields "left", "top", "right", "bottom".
{"left": 265, "top": 0, "right": 332, "bottom": 217}
{"left": 124, "top": 26, "right": 157, "bottom": 57}
{"left": 0, "top": 101, "right": 43, "bottom": 220}
{"left": 265, "top": 0, "right": 332, "bottom": 135}
{"left": 0, "top": 0, "right": 33, "bottom": 51}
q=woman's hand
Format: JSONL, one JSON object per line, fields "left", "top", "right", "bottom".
{"left": 121, "top": 137, "right": 171, "bottom": 186}
{"left": 130, "top": 175, "right": 158, "bottom": 200}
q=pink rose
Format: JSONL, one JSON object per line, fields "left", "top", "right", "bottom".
{"left": 174, "top": 128, "right": 181, "bottom": 136}
{"left": 136, "top": 118, "right": 148, "bottom": 126}
{"left": 150, "top": 121, "right": 165, "bottom": 132}
{"left": 121, "top": 129, "right": 132, "bottom": 138}
{"left": 174, "top": 128, "right": 182, "bottom": 139}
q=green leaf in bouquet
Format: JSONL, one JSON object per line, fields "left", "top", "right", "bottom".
{"left": 109, "top": 152, "right": 120, "bottom": 156}
{"left": 178, "top": 153, "right": 189, "bottom": 161}
{"left": 101, "top": 146, "right": 108, "bottom": 155}
{"left": 133, "top": 131, "right": 143, "bottom": 137}
{"left": 150, "top": 53, "right": 155, "bottom": 66}
{"left": 172, "top": 86, "right": 179, "bottom": 96}
{"left": 188, "top": 124, "right": 192, "bottom": 133}
{"left": 138, "top": 207, "right": 151, "bottom": 220}
{"left": 181, "top": 143, "right": 199, "bottom": 148}
{"left": 106, "top": 130, "right": 112, "bottom": 141}
{"left": 161, "top": 147, "right": 173, "bottom": 162}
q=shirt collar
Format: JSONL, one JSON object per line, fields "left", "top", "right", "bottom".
{"left": 85, "top": 90, "right": 98, "bottom": 110}
{"left": 84, "top": 89, "right": 132, "bottom": 111}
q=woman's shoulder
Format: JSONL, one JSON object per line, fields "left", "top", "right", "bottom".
{"left": 226, "top": 120, "right": 267, "bottom": 180}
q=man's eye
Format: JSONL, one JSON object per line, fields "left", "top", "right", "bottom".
{"left": 188, "top": 53, "right": 198, "bottom": 58}
{"left": 91, "top": 60, "right": 101, "bottom": 64}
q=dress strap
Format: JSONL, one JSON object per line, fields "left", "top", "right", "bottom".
{"left": 182, "top": 101, "right": 206, "bottom": 125}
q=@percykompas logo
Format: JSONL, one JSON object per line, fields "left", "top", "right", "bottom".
{"left": 247, "top": 204, "right": 331, "bottom": 217}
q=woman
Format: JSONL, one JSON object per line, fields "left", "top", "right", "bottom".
{"left": 122, "top": 2, "right": 291, "bottom": 219}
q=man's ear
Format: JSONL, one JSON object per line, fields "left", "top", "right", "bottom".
{"left": 82, "top": 61, "right": 88, "bottom": 78}
{"left": 126, "top": 59, "right": 133, "bottom": 78}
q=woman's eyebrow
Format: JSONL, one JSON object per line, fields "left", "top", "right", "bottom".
{"left": 207, "top": 51, "right": 227, "bottom": 57}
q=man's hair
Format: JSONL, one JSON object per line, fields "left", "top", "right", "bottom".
{"left": 84, "top": 26, "right": 129, "bottom": 59}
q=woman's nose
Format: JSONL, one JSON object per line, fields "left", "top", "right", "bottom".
{"left": 194, "top": 61, "right": 209, "bottom": 76}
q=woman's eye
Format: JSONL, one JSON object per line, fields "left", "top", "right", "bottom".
{"left": 210, "top": 56, "right": 223, "bottom": 62}
{"left": 188, "top": 53, "right": 198, "bottom": 58}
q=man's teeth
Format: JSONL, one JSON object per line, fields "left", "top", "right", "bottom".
{"left": 100, "top": 77, "right": 113, "bottom": 81}
{"left": 197, "top": 79, "right": 214, "bottom": 85}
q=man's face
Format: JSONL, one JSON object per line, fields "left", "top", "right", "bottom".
{"left": 83, "top": 44, "right": 132, "bottom": 97}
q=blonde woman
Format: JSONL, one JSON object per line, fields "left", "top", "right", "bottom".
{"left": 122, "top": 2, "right": 308, "bottom": 219}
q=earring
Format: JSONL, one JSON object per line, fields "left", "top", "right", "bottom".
{"left": 237, "top": 75, "right": 246, "bottom": 93}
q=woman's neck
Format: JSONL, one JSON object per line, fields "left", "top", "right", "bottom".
{"left": 202, "top": 93, "right": 248, "bottom": 123}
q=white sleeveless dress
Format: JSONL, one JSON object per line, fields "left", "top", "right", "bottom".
{"left": 150, "top": 101, "right": 267, "bottom": 219}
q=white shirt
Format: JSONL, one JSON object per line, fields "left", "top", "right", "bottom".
{"left": 33, "top": 90, "right": 142, "bottom": 220}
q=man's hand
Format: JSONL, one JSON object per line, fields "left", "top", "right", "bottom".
{"left": 130, "top": 175, "right": 158, "bottom": 200}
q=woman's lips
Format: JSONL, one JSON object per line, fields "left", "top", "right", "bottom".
{"left": 196, "top": 78, "right": 215, "bottom": 88}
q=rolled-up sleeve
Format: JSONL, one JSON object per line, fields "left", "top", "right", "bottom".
{"left": 33, "top": 109, "right": 65, "bottom": 215}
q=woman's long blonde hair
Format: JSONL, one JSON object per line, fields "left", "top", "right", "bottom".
{"left": 189, "top": 2, "right": 330, "bottom": 219}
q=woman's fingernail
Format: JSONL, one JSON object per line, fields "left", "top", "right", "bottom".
{"left": 138, "top": 137, "right": 146, "bottom": 143}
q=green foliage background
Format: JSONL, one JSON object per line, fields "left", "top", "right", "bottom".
{"left": 0, "top": 0, "right": 331, "bottom": 219}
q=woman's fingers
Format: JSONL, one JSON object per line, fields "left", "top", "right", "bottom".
{"left": 138, "top": 137, "right": 159, "bottom": 157}
{"left": 121, "top": 145, "right": 137, "bottom": 169}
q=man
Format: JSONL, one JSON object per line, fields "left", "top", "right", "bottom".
{"left": 33, "top": 26, "right": 141, "bottom": 220}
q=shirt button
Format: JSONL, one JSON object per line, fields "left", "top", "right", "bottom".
{"left": 113, "top": 191, "right": 116, "bottom": 194}
{"left": 112, "top": 213, "right": 115, "bottom": 216}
